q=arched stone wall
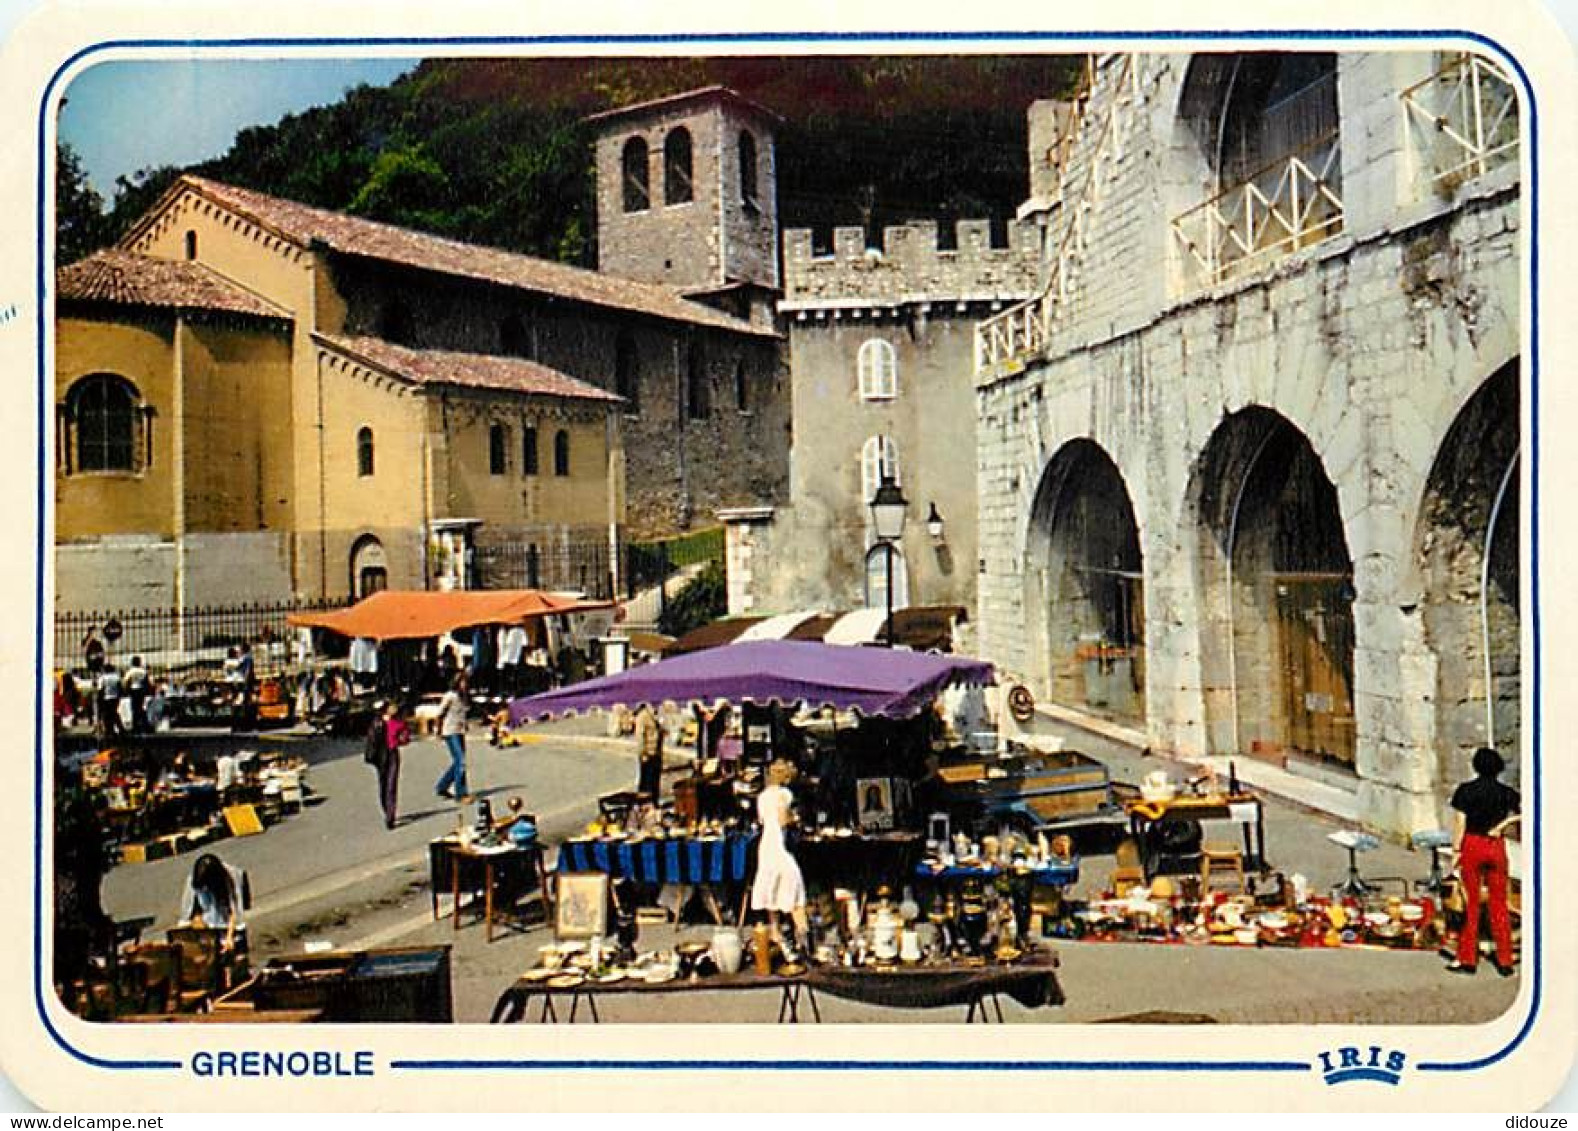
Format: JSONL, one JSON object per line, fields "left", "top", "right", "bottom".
{"left": 1025, "top": 439, "right": 1147, "bottom": 724}
{"left": 1182, "top": 407, "right": 1356, "bottom": 766}
{"left": 1413, "top": 360, "right": 1520, "bottom": 800}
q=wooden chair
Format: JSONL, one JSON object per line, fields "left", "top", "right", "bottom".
{"left": 1200, "top": 845, "right": 1245, "bottom": 894}
{"left": 1110, "top": 866, "right": 1146, "bottom": 897}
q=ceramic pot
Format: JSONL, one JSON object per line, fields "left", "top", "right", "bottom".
{"left": 710, "top": 929, "right": 744, "bottom": 975}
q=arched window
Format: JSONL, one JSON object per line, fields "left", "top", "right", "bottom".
{"left": 500, "top": 313, "right": 531, "bottom": 358}
{"left": 64, "top": 373, "right": 144, "bottom": 473}
{"left": 738, "top": 130, "right": 759, "bottom": 207}
{"left": 664, "top": 128, "right": 694, "bottom": 205}
{"left": 734, "top": 361, "right": 749, "bottom": 413}
{"left": 860, "top": 435, "right": 900, "bottom": 506}
{"left": 622, "top": 136, "right": 650, "bottom": 213}
{"left": 864, "top": 544, "right": 910, "bottom": 611}
{"left": 686, "top": 343, "right": 709, "bottom": 420}
{"left": 184, "top": 230, "right": 198, "bottom": 261}
{"left": 489, "top": 423, "right": 508, "bottom": 475}
{"left": 857, "top": 339, "right": 897, "bottom": 400}
{"left": 553, "top": 430, "right": 570, "bottom": 477}
{"left": 356, "top": 426, "right": 374, "bottom": 477}
{"left": 615, "top": 330, "right": 640, "bottom": 414}
{"left": 522, "top": 425, "right": 539, "bottom": 476}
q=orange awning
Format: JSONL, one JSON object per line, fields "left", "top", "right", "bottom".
{"left": 288, "top": 589, "right": 612, "bottom": 642}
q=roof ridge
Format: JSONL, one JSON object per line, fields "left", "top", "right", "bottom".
{"left": 177, "top": 174, "right": 773, "bottom": 336}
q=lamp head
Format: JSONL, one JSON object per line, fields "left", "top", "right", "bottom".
{"left": 869, "top": 474, "right": 908, "bottom": 541}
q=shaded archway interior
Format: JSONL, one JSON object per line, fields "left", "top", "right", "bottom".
{"left": 1190, "top": 407, "right": 1356, "bottom": 767}
{"left": 1415, "top": 361, "right": 1520, "bottom": 793}
{"left": 1032, "top": 440, "right": 1146, "bottom": 726}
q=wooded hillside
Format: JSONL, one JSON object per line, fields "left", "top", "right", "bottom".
{"left": 59, "top": 55, "right": 1082, "bottom": 267}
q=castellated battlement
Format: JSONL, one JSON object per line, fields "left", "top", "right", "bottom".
{"left": 781, "top": 219, "right": 1041, "bottom": 306}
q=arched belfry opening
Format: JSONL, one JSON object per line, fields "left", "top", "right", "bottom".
{"left": 1027, "top": 441, "right": 1146, "bottom": 725}
{"left": 1187, "top": 408, "right": 1356, "bottom": 768}
{"left": 1415, "top": 361, "right": 1520, "bottom": 790}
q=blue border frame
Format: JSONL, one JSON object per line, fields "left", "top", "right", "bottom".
{"left": 32, "top": 27, "right": 1539, "bottom": 1081}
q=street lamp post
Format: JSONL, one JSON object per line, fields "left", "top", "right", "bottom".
{"left": 868, "top": 474, "right": 909, "bottom": 648}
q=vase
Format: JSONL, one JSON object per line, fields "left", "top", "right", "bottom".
{"left": 711, "top": 928, "right": 743, "bottom": 975}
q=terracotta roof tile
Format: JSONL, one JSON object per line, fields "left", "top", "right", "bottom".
{"left": 56, "top": 250, "right": 290, "bottom": 320}
{"left": 159, "top": 176, "right": 776, "bottom": 338}
{"left": 314, "top": 333, "right": 624, "bottom": 403}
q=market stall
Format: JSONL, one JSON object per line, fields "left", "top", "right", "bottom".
{"left": 288, "top": 588, "right": 614, "bottom": 718}
{"left": 77, "top": 745, "right": 312, "bottom": 865}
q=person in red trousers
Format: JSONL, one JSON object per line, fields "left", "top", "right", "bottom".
{"left": 1446, "top": 746, "right": 1520, "bottom": 976}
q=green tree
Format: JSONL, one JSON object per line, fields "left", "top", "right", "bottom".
{"left": 348, "top": 146, "right": 454, "bottom": 231}
{"left": 55, "top": 142, "right": 112, "bottom": 264}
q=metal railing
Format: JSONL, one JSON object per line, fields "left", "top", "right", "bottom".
{"left": 976, "top": 55, "right": 1142, "bottom": 378}
{"left": 1402, "top": 54, "right": 1519, "bottom": 190}
{"left": 1170, "top": 131, "right": 1344, "bottom": 291}
{"left": 476, "top": 539, "right": 617, "bottom": 600}
{"left": 54, "top": 597, "right": 348, "bottom": 677}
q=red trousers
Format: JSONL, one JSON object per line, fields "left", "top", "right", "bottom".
{"left": 1456, "top": 832, "right": 1514, "bottom": 967}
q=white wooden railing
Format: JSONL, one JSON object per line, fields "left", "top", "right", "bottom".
{"left": 975, "top": 55, "right": 1142, "bottom": 378}
{"left": 1170, "top": 132, "right": 1344, "bottom": 291}
{"left": 1402, "top": 54, "right": 1519, "bottom": 189}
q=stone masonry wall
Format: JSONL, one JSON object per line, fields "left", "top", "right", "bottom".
{"left": 593, "top": 98, "right": 779, "bottom": 292}
{"left": 977, "top": 51, "right": 1522, "bottom": 836}
{"left": 330, "top": 259, "right": 789, "bottom": 539}
{"left": 783, "top": 219, "right": 1040, "bottom": 306}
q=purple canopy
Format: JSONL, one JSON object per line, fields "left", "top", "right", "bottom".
{"left": 508, "top": 639, "right": 994, "bottom": 724}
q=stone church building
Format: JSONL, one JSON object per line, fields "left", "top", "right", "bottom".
{"left": 972, "top": 51, "right": 1520, "bottom": 834}
{"left": 54, "top": 86, "right": 789, "bottom": 612}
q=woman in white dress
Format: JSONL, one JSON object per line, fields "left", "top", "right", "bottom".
{"left": 751, "top": 760, "right": 809, "bottom": 956}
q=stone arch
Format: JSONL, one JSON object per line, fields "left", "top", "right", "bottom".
{"left": 349, "top": 534, "right": 387, "bottom": 599}
{"left": 1025, "top": 439, "right": 1147, "bottom": 724}
{"left": 1185, "top": 406, "right": 1357, "bottom": 768}
{"left": 1413, "top": 359, "right": 1520, "bottom": 791}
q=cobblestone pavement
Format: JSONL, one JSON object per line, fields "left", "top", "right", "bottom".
{"left": 98, "top": 714, "right": 1526, "bottom": 1027}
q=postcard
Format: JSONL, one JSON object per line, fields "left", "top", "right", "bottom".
{"left": 0, "top": 0, "right": 1574, "bottom": 1112}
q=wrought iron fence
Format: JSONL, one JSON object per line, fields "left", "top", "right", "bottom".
{"left": 1170, "top": 130, "right": 1345, "bottom": 291}
{"left": 475, "top": 539, "right": 617, "bottom": 600}
{"left": 1402, "top": 54, "right": 1519, "bottom": 190}
{"left": 54, "top": 597, "right": 349, "bottom": 676}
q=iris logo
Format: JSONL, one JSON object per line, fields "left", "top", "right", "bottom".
{"left": 1318, "top": 1046, "right": 1407, "bottom": 1086}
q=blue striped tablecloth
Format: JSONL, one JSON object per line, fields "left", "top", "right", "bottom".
{"left": 554, "top": 832, "right": 759, "bottom": 884}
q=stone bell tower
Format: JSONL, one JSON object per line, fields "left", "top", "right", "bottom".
{"left": 588, "top": 86, "right": 781, "bottom": 307}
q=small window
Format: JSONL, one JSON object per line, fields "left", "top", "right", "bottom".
{"left": 734, "top": 361, "right": 748, "bottom": 413}
{"left": 622, "top": 136, "right": 650, "bottom": 213}
{"left": 857, "top": 339, "right": 897, "bottom": 400}
{"left": 687, "top": 344, "right": 709, "bottom": 420}
{"left": 523, "top": 425, "right": 539, "bottom": 476}
{"left": 184, "top": 230, "right": 198, "bottom": 261}
{"left": 356, "top": 426, "right": 374, "bottom": 477}
{"left": 738, "top": 131, "right": 759, "bottom": 207}
{"left": 615, "top": 331, "right": 640, "bottom": 414}
{"left": 664, "top": 128, "right": 694, "bottom": 205}
{"left": 860, "top": 435, "right": 900, "bottom": 505}
{"left": 489, "top": 423, "right": 508, "bottom": 475}
{"left": 553, "top": 430, "right": 570, "bottom": 477}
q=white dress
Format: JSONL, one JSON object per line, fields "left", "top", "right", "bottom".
{"left": 750, "top": 784, "right": 806, "bottom": 912}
